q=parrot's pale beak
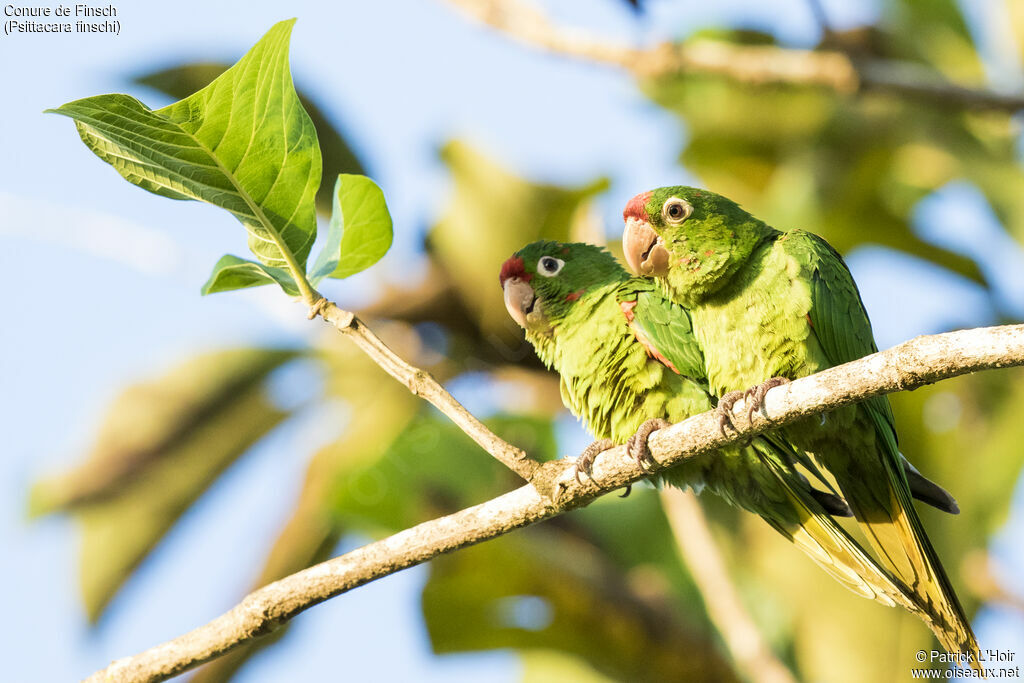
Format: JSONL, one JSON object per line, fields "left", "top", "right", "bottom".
{"left": 623, "top": 217, "right": 669, "bottom": 277}
{"left": 503, "top": 277, "right": 538, "bottom": 329}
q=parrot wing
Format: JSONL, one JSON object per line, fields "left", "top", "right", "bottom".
{"left": 781, "top": 230, "right": 978, "bottom": 661}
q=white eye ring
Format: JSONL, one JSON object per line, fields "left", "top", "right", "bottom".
{"left": 662, "top": 197, "right": 693, "bottom": 225}
{"left": 537, "top": 256, "right": 565, "bottom": 277}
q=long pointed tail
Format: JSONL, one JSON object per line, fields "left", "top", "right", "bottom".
{"left": 827, "top": 422, "right": 980, "bottom": 667}
{"left": 749, "top": 439, "right": 916, "bottom": 611}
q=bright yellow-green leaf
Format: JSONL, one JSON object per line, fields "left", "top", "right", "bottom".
{"left": 48, "top": 19, "right": 320, "bottom": 292}
{"left": 309, "top": 174, "right": 393, "bottom": 283}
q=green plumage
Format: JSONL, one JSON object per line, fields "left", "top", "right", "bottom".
{"left": 502, "top": 240, "right": 923, "bottom": 613}
{"left": 629, "top": 187, "right": 979, "bottom": 661}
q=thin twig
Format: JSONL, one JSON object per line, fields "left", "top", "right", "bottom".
{"left": 446, "top": 0, "right": 1024, "bottom": 111}
{"left": 660, "top": 488, "right": 797, "bottom": 683}
{"left": 315, "top": 298, "right": 540, "bottom": 481}
{"left": 85, "top": 324, "right": 1024, "bottom": 682}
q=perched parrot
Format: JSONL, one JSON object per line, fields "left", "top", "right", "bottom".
{"left": 500, "top": 239, "right": 933, "bottom": 619}
{"left": 620, "top": 186, "right": 978, "bottom": 661}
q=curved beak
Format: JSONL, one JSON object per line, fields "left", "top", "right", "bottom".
{"left": 622, "top": 217, "right": 669, "bottom": 277}
{"left": 503, "top": 277, "right": 537, "bottom": 329}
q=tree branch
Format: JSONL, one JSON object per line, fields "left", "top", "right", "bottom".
{"left": 446, "top": 0, "right": 1024, "bottom": 112}
{"left": 85, "top": 323, "right": 1024, "bottom": 682}
{"left": 660, "top": 488, "right": 797, "bottom": 683}
{"left": 314, "top": 298, "right": 540, "bottom": 481}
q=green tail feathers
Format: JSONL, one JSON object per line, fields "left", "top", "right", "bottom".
{"left": 745, "top": 438, "right": 916, "bottom": 611}
{"left": 817, "top": 417, "right": 981, "bottom": 666}
{"left": 741, "top": 434, "right": 981, "bottom": 669}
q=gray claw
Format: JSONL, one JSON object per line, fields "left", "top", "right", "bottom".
{"left": 744, "top": 377, "right": 790, "bottom": 423}
{"left": 716, "top": 391, "right": 745, "bottom": 435}
{"left": 627, "top": 418, "right": 671, "bottom": 470}
{"left": 575, "top": 438, "right": 615, "bottom": 484}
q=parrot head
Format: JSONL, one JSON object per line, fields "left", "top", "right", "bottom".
{"left": 500, "top": 240, "right": 625, "bottom": 335}
{"left": 620, "top": 186, "right": 768, "bottom": 303}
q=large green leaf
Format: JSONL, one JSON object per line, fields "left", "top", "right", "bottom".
{"left": 309, "top": 174, "right": 393, "bottom": 284}
{"left": 48, "top": 19, "right": 320, "bottom": 289}
{"left": 134, "top": 61, "right": 365, "bottom": 215}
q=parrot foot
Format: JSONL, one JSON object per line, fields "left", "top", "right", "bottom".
{"left": 716, "top": 390, "right": 745, "bottom": 435}
{"left": 743, "top": 377, "right": 790, "bottom": 423}
{"left": 575, "top": 438, "right": 615, "bottom": 484}
{"left": 627, "top": 418, "right": 671, "bottom": 470}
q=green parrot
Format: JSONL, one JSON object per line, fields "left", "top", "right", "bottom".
{"left": 500, "top": 239, "right": 936, "bottom": 624}
{"left": 620, "top": 187, "right": 978, "bottom": 661}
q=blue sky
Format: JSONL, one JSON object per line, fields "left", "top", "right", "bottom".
{"left": 2, "top": 0, "right": 1023, "bottom": 680}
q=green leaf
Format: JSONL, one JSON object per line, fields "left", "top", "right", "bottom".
{"left": 309, "top": 174, "right": 393, "bottom": 284}
{"left": 47, "top": 19, "right": 321, "bottom": 277}
{"left": 134, "top": 62, "right": 367, "bottom": 215}
{"left": 201, "top": 254, "right": 300, "bottom": 296}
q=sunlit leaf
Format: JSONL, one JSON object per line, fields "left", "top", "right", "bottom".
{"left": 48, "top": 19, "right": 320, "bottom": 278}
{"left": 309, "top": 174, "right": 393, "bottom": 284}
{"left": 134, "top": 61, "right": 365, "bottom": 214}
{"left": 201, "top": 254, "right": 300, "bottom": 296}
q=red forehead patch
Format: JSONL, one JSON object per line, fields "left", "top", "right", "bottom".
{"left": 499, "top": 256, "right": 530, "bottom": 287}
{"left": 623, "top": 191, "right": 653, "bottom": 222}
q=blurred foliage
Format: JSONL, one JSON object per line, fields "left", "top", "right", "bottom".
{"left": 429, "top": 140, "right": 610, "bottom": 348}
{"left": 30, "top": 348, "right": 295, "bottom": 620}
{"left": 34, "top": 1, "right": 1024, "bottom": 682}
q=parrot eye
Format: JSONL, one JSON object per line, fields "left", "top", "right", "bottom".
{"left": 662, "top": 197, "right": 693, "bottom": 225}
{"left": 537, "top": 256, "right": 565, "bottom": 277}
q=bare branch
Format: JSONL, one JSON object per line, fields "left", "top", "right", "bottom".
{"left": 315, "top": 298, "right": 540, "bottom": 481}
{"left": 85, "top": 323, "right": 1024, "bottom": 682}
{"left": 660, "top": 488, "right": 797, "bottom": 683}
{"left": 446, "top": 0, "right": 1024, "bottom": 112}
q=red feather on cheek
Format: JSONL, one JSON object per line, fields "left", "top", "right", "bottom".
{"left": 499, "top": 256, "right": 532, "bottom": 287}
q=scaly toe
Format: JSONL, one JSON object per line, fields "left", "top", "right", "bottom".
{"left": 716, "top": 391, "right": 744, "bottom": 435}
{"left": 575, "top": 438, "right": 614, "bottom": 484}
{"left": 628, "top": 418, "right": 671, "bottom": 470}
